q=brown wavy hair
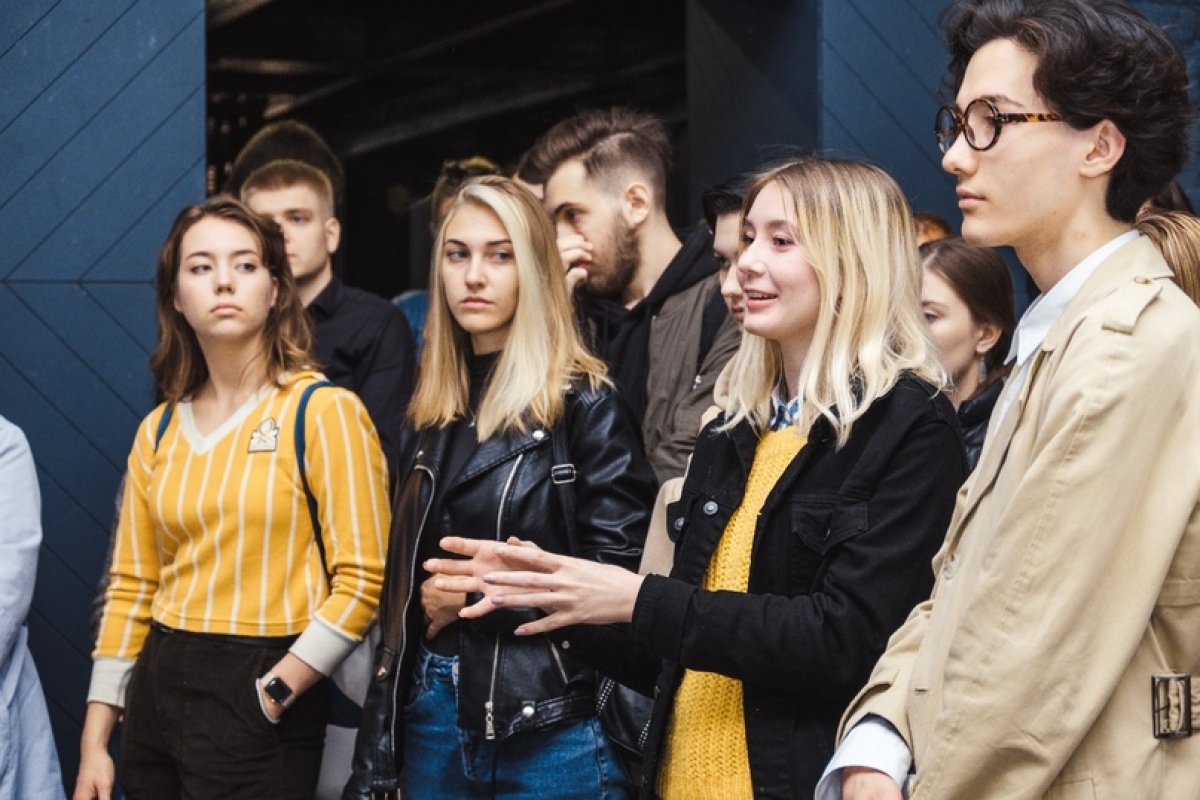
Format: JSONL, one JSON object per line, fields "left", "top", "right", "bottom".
{"left": 919, "top": 236, "right": 1016, "bottom": 385}
{"left": 150, "top": 195, "right": 314, "bottom": 403}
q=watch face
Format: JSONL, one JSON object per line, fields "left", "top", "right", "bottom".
{"left": 264, "top": 676, "right": 293, "bottom": 704}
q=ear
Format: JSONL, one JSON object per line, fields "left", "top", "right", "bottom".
{"left": 324, "top": 216, "right": 342, "bottom": 255}
{"left": 620, "top": 181, "right": 652, "bottom": 227}
{"left": 974, "top": 320, "right": 1002, "bottom": 355}
{"left": 1079, "top": 119, "right": 1126, "bottom": 179}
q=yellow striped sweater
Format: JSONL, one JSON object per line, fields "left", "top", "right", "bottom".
{"left": 89, "top": 371, "right": 389, "bottom": 707}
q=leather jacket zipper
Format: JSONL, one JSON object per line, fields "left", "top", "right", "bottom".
{"left": 393, "top": 463, "right": 437, "bottom": 742}
{"left": 485, "top": 453, "right": 524, "bottom": 740}
{"left": 545, "top": 637, "right": 569, "bottom": 685}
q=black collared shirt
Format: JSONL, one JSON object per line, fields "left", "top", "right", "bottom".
{"left": 307, "top": 276, "right": 416, "bottom": 478}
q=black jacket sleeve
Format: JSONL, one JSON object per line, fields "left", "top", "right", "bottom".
{"left": 629, "top": 412, "right": 961, "bottom": 698}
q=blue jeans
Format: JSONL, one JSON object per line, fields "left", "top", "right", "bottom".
{"left": 401, "top": 646, "right": 633, "bottom": 799}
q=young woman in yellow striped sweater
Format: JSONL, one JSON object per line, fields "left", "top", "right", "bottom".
{"left": 73, "top": 196, "right": 389, "bottom": 800}
{"left": 430, "top": 158, "right": 968, "bottom": 799}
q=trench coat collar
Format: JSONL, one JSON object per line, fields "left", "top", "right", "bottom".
{"left": 952, "top": 234, "right": 1169, "bottom": 534}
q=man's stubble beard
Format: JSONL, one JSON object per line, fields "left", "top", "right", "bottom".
{"left": 583, "top": 219, "right": 639, "bottom": 301}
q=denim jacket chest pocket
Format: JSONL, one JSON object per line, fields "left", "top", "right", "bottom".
{"left": 786, "top": 495, "right": 870, "bottom": 593}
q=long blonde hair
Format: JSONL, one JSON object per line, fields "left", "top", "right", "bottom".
{"left": 723, "top": 158, "right": 945, "bottom": 446}
{"left": 409, "top": 176, "right": 608, "bottom": 438}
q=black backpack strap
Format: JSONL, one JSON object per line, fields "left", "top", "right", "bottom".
{"left": 153, "top": 404, "right": 174, "bottom": 451}
{"left": 549, "top": 394, "right": 580, "bottom": 557}
{"left": 295, "top": 380, "right": 334, "bottom": 583}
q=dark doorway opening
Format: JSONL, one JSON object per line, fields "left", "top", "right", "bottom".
{"left": 205, "top": 0, "right": 688, "bottom": 301}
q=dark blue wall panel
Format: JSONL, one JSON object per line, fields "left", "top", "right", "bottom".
{"left": 1137, "top": 2, "right": 1200, "bottom": 209}
{"left": 0, "top": 0, "right": 205, "bottom": 789}
{"left": 820, "top": 0, "right": 959, "bottom": 237}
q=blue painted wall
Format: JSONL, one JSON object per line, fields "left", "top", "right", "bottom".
{"left": 0, "top": 0, "right": 205, "bottom": 787}
{"left": 690, "top": 0, "right": 1200, "bottom": 312}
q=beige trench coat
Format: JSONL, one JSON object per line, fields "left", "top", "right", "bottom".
{"left": 840, "top": 237, "right": 1200, "bottom": 799}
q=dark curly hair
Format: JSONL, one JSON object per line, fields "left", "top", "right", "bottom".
{"left": 942, "top": 0, "right": 1193, "bottom": 223}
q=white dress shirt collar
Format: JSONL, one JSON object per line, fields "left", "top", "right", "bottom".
{"left": 1006, "top": 230, "right": 1141, "bottom": 367}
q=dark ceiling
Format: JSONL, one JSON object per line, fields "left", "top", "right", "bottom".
{"left": 205, "top": 0, "right": 688, "bottom": 297}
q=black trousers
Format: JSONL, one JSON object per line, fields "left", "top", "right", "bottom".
{"left": 119, "top": 624, "right": 327, "bottom": 800}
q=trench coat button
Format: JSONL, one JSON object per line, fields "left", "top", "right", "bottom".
{"left": 532, "top": 429, "right": 546, "bottom": 441}
{"left": 702, "top": 501, "right": 719, "bottom": 516}
{"left": 1134, "top": 276, "right": 1152, "bottom": 284}
{"left": 673, "top": 517, "right": 685, "bottom": 531}
{"left": 942, "top": 553, "right": 959, "bottom": 578}
{"left": 521, "top": 704, "right": 535, "bottom": 719}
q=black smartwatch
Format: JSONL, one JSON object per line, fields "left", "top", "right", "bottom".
{"left": 261, "top": 673, "right": 294, "bottom": 707}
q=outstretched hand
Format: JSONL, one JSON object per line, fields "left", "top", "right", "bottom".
{"left": 427, "top": 536, "right": 645, "bottom": 636}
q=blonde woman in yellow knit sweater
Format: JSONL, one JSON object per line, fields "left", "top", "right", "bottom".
{"left": 430, "top": 158, "right": 967, "bottom": 799}
{"left": 74, "top": 196, "right": 389, "bottom": 800}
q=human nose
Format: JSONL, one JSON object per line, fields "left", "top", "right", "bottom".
{"left": 736, "top": 237, "right": 763, "bottom": 281}
{"left": 941, "top": 129, "right": 975, "bottom": 177}
{"left": 213, "top": 262, "right": 234, "bottom": 292}
{"left": 463, "top": 255, "right": 485, "bottom": 287}
{"left": 720, "top": 265, "right": 742, "bottom": 302}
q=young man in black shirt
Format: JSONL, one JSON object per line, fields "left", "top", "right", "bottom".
{"left": 242, "top": 159, "right": 415, "bottom": 478}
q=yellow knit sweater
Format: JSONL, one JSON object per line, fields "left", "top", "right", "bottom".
{"left": 657, "top": 427, "right": 806, "bottom": 799}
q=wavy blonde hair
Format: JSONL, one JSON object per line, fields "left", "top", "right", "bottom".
{"left": 723, "top": 158, "right": 945, "bottom": 446}
{"left": 409, "top": 176, "right": 608, "bottom": 438}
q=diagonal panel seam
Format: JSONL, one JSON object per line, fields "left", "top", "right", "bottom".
{"left": 2, "top": 82, "right": 204, "bottom": 282}
{"left": 0, "top": 6, "right": 202, "bottom": 217}
{"left": 0, "top": 0, "right": 140, "bottom": 138}
{"left": 823, "top": 39, "right": 946, "bottom": 174}
{"left": 79, "top": 153, "right": 205, "bottom": 282}
{"left": 4, "top": 287, "right": 146, "bottom": 418}
{"left": 0, "top": 0, "right": 139, "bottom": 134}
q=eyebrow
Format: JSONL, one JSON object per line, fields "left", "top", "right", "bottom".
{"left": 956, "top": 93, "right": 1028, "bottom": 111}
{"left": 184, "top": 248, "right": 261, "bottom": 259}
{"left": 444, "top": 238, "right": 512, "bottom": 247}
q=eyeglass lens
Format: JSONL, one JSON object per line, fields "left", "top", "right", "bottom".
{"left": 936, "top": 99, "right": 1000, "bottom": 153}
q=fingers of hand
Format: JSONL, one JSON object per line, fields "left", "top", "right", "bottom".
{"left": 438, "top": 536, "right": 488, "bottom": 556}
{"left": 432, "top": 575, "right": 479, "bottom": 594}
{"left": 494, "top": 543, "right": 556, "bottom": 572}
{"left": 566, "top": 267, "right": 588, "bottom": 293}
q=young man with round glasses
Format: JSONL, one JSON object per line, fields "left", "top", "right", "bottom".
{"left": 818, "top": 1, "right": 1200, "bottom": 798}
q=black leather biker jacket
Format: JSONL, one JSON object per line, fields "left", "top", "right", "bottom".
{"left": 343, "top": 382, "right": 655, "bottom": 798}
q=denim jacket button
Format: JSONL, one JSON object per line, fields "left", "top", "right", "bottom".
{"left": 531, "top": 429, "right": 546, "bottom": 441}
{"left": 702, "top": 501, "right": 718, "bottom": 516}
{"left": 521, "top": 704, "right": 535, "bottom": 719}
{"left": 673, "top": 517, "right": 685, "bottom": 531}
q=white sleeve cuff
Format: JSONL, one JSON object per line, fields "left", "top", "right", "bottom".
{"left": 87, "top": 657, "right": 136, "bottom": 708}
{"left": 289, "top": 614, "right": 358, "bottom": 677}
{"left": 814, "top": 717, "right": 912, "bottom": 800}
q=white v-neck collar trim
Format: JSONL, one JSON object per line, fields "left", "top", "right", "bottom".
{"left": 177, "top": 384, "right": 275, "bottom": 454}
